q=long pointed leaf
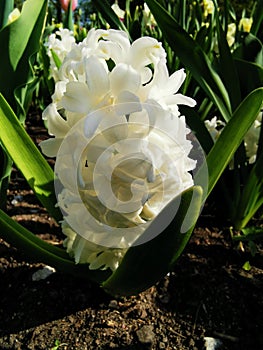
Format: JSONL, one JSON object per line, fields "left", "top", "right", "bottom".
{"left": 214, "top": 4, "right": 241, "bottom": 110}
{"left": 234, "top": 150, "right": 263, "bottom": 229}
{"left": 0, "top": 0, "right": 48, "bottom": 119}
{"left": 0, "top": 209, "right": 111, "bottom": 283}
{"left": 0, "top": 0, "right": 14, "bottom": 29}
{"left": 0, "top": 94, "right": 61, "bottom": 221}
{"left": 251, "top": 0, "right": 263, "bottom": 36}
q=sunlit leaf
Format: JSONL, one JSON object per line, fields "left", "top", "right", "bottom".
{"left": 0, "top": 93, "right": 61, "bottom": 221}
{"left": 0, "top": 0, "right": 14, "bottom": 29}
{"left": 0, "top": 208, "right": 110, "bottom": 283}
{"left": 0, "top": 0, "right": 48, "bottom": 119}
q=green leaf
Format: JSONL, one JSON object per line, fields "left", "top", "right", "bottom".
{"left": 63, "top": 0, "right": 74, "bottom": 31}
{"left": 145, "top": 0, "right": 231, "bottom": 121}
{"left": 0, "top": 209, "right": 111, "bottom": 283}
{"left": 251, "top": 0, "right": 263, "bottom": 37}
{"left": 234, "top": 59, "right": 263, "bottom": 99}
{"left": 238, "top": 226, "right": 263, "bottom": 241}
{"left": 0, "top": 0, "right": 14, "bottom": 29}
{"left": 0, "top": 0, "right": 48, "bottom": 119}
{"left": 242, "top": 261, "right": 251, "bottom": 271}
{"left": 214, "top": 6, "right": 241, "bottom": 110}
{"left": 234, "top": 33, "right": 263, "bottom": 66}
{"left": 200, "top": 88, "right": 263, "bottom": 199}
{"left": 233, "top": 151, "right": 263, "bottom": 229}
{"left": 51, "top": 49, "right": 62, "bottom": 70}
{"left": 103, "top": 186, "right": 203, "bottom": 296}
{"left": 0, "top": 146, "right": 12, "bottom": 209}
{"left": 0, "top": 93, "right": 61, "bottom": 221}
{"left": 181, "top": 105, "right": 214, "bottom": 154}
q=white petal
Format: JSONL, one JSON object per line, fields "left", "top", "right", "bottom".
{"left": 99, "top": 29, "right": 130, "bottom": 63}
{"left": 43, "top": 104, "right": 70, "bottom": 137}
{"left": 61, "top": 81, "right": 91, "bottom": 113}
{"left": 163, "top": 94, "right": 196, "bottom": 107}
{"left": 109, "top": 63, "right": 141, "bottom": 95}
{"left": 52, "top": 81, "right": 67, "bottom": 103}
{"left": 115, "top": 91, "right": 141, "bottom": 115}
{"left": 84, "top": 55, "right": 109, "bottom": 97}
{"left": 130, "top": 37, "right": 166, "bottom": 68}
{"left": 84, "top": 112, "right": 104, "bottom": 138}
{"left": 166, "top": 68, "right": 186, "bottom": 94}
{"left": 39, "top": 138, "right": 63, "bottom": 157}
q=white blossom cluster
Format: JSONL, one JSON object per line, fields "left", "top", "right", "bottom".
{"left": 41, "top": 28, "right": 197, "bottom": 271}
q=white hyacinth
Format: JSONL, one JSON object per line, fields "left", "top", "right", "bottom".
{"left": 45, "top": 28, "right": 76, "bottom": 81}
{"left": 41, "top": 29, "right": 197, "bottom": 271}
{"left": 205, "top": 113, "right": 262, "bottom": 164}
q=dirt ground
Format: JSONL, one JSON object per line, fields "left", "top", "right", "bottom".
{"left": 0, "top": 112, "right": 262, "bottom": 350}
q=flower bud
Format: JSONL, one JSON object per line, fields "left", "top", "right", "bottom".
{"left": 59, "top": 0, "right": 78, "bottom": 11}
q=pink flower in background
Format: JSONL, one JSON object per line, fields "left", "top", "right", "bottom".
{"left": 59, "top": 0, "right": 78, "bottom": 11}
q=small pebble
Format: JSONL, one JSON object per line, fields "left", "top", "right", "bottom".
{"left": 11, "top": 195, "right": 23, "bottom": 205}
{"left": 136, "top": 325, "right": 155, "bottom": 344}
{"left": 32, "top": 265, "right": 56, "bottom": 281}
{"left": 204, "top": 337, "right": 223, "bottom": 350}
{"left": 108, "top": 300, "right": 118, "bottom": 309}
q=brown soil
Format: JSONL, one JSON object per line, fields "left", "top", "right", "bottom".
{"left": 0, "top": 112, "right": 262, "bottom": 350}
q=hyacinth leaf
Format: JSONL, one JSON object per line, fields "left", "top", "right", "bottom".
{"left": 202, "top": 87, "right": 263, "bottom": 199}
{"left": 0, "top": 148, "right": 12, "bottom": 209}
{"left": 251, "top": 0, "right": 263, "bottom": 36}
{"left": 0, "top": 209, "right": 111, "bottom": 283}
{"left": 234, "top": 60, "right": 263, "bottom": 100}
{"left": 233, "top": 151, "right": 263, "bottom": 230}
{"left": 145, "top": 0, "right": 231, "bottom": 121}
{"left": 233, "top": 226, "right": 263, "bottom": 242}
{"left": 214, "top": 6, "right": 241, "bottom": 110}
{"left": 91, "top": 0, "right": 130, "bottom": 38}
{"left": 0, "top": 0, "right": 14, "bottom": 29}
{"left": 51, "top": 49, "right": 62, "bottom": 70}
{"left": 0, "top": 93, "right": 61, "bottom": 222}
{"left": 233, "top": 33, "right": 263, "bottom": 66}
{"left": 103, "top": 186, "right": 203, "bottom": 296}
{"left": 0, "top": 0, "right": 48, "bottom": 120}
{"left": 64, "top": 0, "right": 74, "bottom": 31}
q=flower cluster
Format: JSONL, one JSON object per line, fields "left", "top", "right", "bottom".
{"left": 41, "top": 29, "right": 197, "bottom": 271}
{"left": 45, "top": 28, "right": 75, "bottom": 81}
{"left": 205, "top": 112, "right": 262, "bottom": 164}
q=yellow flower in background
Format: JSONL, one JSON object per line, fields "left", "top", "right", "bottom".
{"left": 203, "top": 0, "right": 214, "bottom": 18}
{"left": 226, "top": 23, "right": 236, "bottom": 47}
{"left": 239, "top": 17, "right": 253, "bottom": 33}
